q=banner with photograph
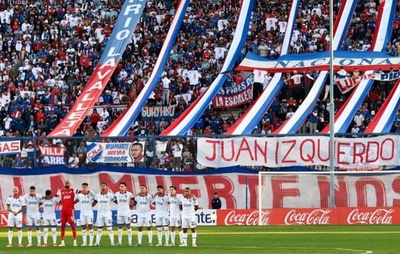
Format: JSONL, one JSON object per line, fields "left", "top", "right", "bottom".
{"left": 212, "top": 74, "right": 254, "bottom": 108}
{"left": 39, "top": 146, "right": 66, "bottom": 165}
{"left": 86, "top": 142, "right": 145, "bottom": 164}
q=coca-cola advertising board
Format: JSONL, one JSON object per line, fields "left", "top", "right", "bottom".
{"left": 216, "top": 208, "right": 400, "bottom": 225}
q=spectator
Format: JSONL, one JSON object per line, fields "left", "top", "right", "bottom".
{"left": 12, "top": 155, "right": 25, "bottom": 169}
{"left": 68, "top": 153, "right": 79, "bottom": 168}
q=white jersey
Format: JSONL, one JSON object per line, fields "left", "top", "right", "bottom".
{"left": 41, "top": 197, "right": 58, "bottom": 218}
{"left": 214, "top": 47, "right": 227, "bottom": 59}
{"left": 76, "top": 191, "right": 95, "bottom": 216}
{"left": 114, "top": 191, "right": 134, "bottom": 216}
{"left": 6, "top": 195, "right": 26, "bottom": 213}
{"left": 134, "top": 194, "right": 152, "bottom": 215}
{"left": 24, "top": 194, "right": 43, "bottom": 217}
{"left": 179, "top": 195, "right": 198, "bottom": 217}
{"left": 153, "top": 194, "right": 169, "bottom": 216}
{"left": 94, "top": 192, "right": 113, "bottom": 215}
{"left": 168, "top": 194, "right": 183, "bottom": 218}
{"left": 187, "top": 70, "right": 202, "bottom": 85}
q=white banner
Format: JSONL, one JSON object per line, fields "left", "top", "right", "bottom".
{"left": 336, "top": 72, "right": 400, "bottom": 93}
{"left": 1, "top": 171, "right": 400, "bottom": 209}
{"left": 197, "top": 136, "right": 399, "bottom": 168}
{"left": 0, "top": 140, "right": 21, "bottom": 155}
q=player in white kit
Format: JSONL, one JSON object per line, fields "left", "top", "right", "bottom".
{"left": 24, "top": 186, "right": 43, "bottom": 247}
{"left": 113, "top": 182, "right": 135, "bottom": 246}
{"left": 41, "top": 190, "right": 58, "bottom": 247}
{"left": 92, "top": 182, "right": 115, "bottom": 246}
{"left": 179, "top": 187, "right": 199, "bottom": 247}
{"left": 74, "top": 183, "right": 95, "bottom": 246}
{"left": 6, "top": 186, "right": 26, "bottom": 247}
{"left": 153, "top": 185, "right": 170, "bottom": 246}
{"left": 133, "top": 185, "right": 153, "bottom": 246}
{"left": 169, "top": 186, "right": 184, "bottom": 246}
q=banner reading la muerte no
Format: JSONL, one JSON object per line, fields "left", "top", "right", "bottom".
{"left": 197, "top": 135, "right": 399, "bottom": 168}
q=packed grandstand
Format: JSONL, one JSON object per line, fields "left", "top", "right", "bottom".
{"left": 0, "top": 0, "right": 399, "bottom": 169}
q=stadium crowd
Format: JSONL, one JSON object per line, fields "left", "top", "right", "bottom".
{"left": 0, "top": 0, "right": 399, "bottom": 169}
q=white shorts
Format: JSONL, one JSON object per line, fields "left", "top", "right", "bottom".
{"left": 137, "top": 213, "right": 152, "bottom": 227}
{"left": 117, "top": 215, "right": 131, "bottom": 225}
{"left": 80, "top": 213, "right": 94, "bottom": 226}
{"left": 42, "top": 214, "right": 57, "bottom": 227}
{"left": 96, "top": 212, "right": 113, "bottom": 227}
{"left": 169, "top": 216, "right": 181, "bottom": 227}
{"left": 181, "top": 216, "right": 196, "bottom": 229}
{"left": 26, "top": 215, "right": 41, "bottom": 227}
{"left": 7, "top": 213, "right": 23, "bottom": 228}
{"left": 155, "top": 215, "right": 169, "bottom": 226}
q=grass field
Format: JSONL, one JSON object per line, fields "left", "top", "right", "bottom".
{"left": 0, "top": 225, "right": 399, "bottom": 253}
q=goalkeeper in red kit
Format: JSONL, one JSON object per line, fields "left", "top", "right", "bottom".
{"left": 57, "top": 180, "right": 77, "bottom": 246}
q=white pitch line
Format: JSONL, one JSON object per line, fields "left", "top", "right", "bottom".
{"left": 336, "top": 248, "right": 373, "bottom": 254}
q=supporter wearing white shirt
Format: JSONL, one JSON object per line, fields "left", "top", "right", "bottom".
{"left": 152, "top": 185, "right": 170, "bottom": 246}
{"left": 253, "top": 69, "right": 267, "bottom": 83}
{"left": 41, "top": 190, "right": 58, "bottom": 247}
{"left": 6, "top": 187, "right": 26, "bottom": 247}
{"left": 74, "top": 183, "right": 95, "bottom": 246}
{"left": 168, "top": 186, "right": 184, "bottom": 246}
{"left": 113, "top": 182, "right": 135, "bottom": 246}
{"left": 172, "top": 140, "right": 183, "bottom": 171}
{"left": 68, "top": 153, "right": 80, "bottom": 168}
{"left": 24, "top": 186, "right": 43, "bottom": 247}
{"left": 179, "top": 187, "right": 198, "bottom": 247}
{"left": 133, "top": 186, "right": 153, "bottom": 246}
{"left": 92, "top": 183, "right": 115, "bottom": 246}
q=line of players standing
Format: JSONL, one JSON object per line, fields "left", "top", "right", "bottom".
{"left": 5, "top": 180, "right": 199, "bottom": 247}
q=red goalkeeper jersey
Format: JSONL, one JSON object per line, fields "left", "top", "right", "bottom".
{"left": 57, "top": 188, "right": 76, "bottom": 211}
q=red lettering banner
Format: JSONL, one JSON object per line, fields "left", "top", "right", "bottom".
{"left": 197, "top": 136, "right": 399, "bottom": 168}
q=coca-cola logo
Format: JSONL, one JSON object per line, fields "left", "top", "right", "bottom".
{"left": 347, "top": 209, "right": 393, "bottom": 224}
{"left": 284, "top": 209, "right": 331, "bottom": 225}
{"left": 223, "top": 210, "right": 270, "bottom": 226}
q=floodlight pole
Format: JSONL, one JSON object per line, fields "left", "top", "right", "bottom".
{"left": 329, "top": 0, "right": 335, "bottom": 208}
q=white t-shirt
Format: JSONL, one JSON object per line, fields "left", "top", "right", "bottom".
{"left": 24, "top": 194, "right": 43, "bottom": 217}
{"left": 134, "top": 194, "right": 152, "bottom": 215}
{"left": 76, "top": 191, "right": 95, "bottom": 216}
{"left": 187, "top": 70, "right": 202, "bottom": 85}
{"left": 265, "top": 17, "right": 277, "bottom": 31}
{"left": 114, "top": 191, "right": 134, "bottom": 216}
{"left": 253, "top": 70, "right": 268, "bottom": 83}
{"left": 6, "top": 195, "right": 26, "bottom": 213}
{"left": 214, "top": 47, "right": 227, "bottom": 59}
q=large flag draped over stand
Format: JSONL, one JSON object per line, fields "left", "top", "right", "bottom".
{"left": 101, "top": 0, "right": 190, "bottom": 137}
{"left": 48, "top": 0, "right": 146, "bottom": 138}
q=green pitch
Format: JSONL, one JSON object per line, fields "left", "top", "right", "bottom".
{"left": 0, "top": 225, "right": 399, "bottom": 253}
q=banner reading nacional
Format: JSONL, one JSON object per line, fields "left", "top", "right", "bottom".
{"left": 212, "top": 74, "right": 254, "bottom": 108}
{"left": 47, "top": 0, "right": 146, "bottom": 138}
{"left": 237, "top": 51, "right": 400, "bottom": 73}
{"left": 336, "top": 72, "right": 400, "bottom": 93}
{"left": 197, "top": 136, "right": 399, "bottom": 168}
{"left": 86, "top": 142, "right": 145, "bottom": 164}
